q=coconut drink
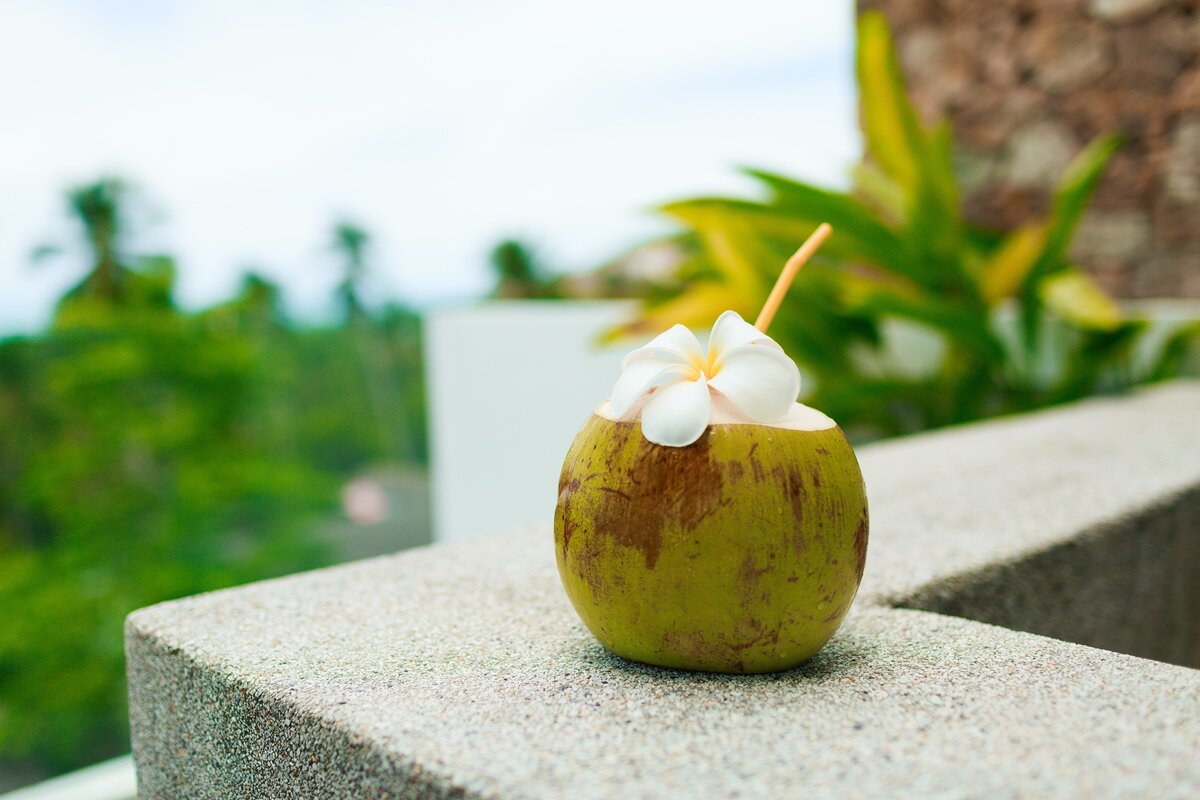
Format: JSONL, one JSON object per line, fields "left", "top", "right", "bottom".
{"left": 554, "top": 225, "right": 868, "bottom": 673}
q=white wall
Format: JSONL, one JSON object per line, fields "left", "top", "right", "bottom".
{"left": 425, "top": 301, "right": 643, "bottom": 543}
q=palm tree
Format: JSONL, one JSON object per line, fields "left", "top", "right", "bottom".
{"left": 332, "top": 221, "right": 370, "bottom": 323}
{"left": 489, "top": 239, "right": 559, "bottom": 299}
{"left": 64, "top": 179, "right": 129, "bottom": 303}
{"left": 36, "top": 178, "right": 176, "bottom": 314}
{"left": 327, "top": 219, "right": 416, "bottom": 461}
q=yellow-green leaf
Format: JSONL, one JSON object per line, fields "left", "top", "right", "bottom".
{"left": 659, "top": 202, "right": 767, "bottom": 298}
{"left": 850, "top": 163, "right": 905, "bottom": 225}
{"left": 1038, "top": 269, "right": 1122, "bottom": 331}
{"left": 599, "top": 282, "right": 748, "bottom": 343}
{"left": 857, "top": 12, "right": 924, "bottom": 196}
{"left": 981, "top": 223, "right": 1048, "bottom": 305}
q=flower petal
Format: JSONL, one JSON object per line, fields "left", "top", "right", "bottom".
{"left": 708, "top": 310, "right": 781, "bottom": 359}
{"left": 610, "top": 361, "right": 690, "bottom": 417}
{"left": 641, "top": 376, "right": 711, "bottom": 447}
{"left": 621, "top": 324, "right": 705, "bottom": 370}
{"left": 708, "top": 345, "right": 800, "bottom": 422}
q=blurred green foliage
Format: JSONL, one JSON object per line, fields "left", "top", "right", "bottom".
{"left": 488, "top": 239, "right": 563, "bottom": 299}
{"left": 0, "top": 181, "right": 426, "bottom": 773}
{"left": 609, "top": 13, "right": 1199, "bottom": 439}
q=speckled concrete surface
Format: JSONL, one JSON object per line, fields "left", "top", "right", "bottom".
{"left": 854, "top": 381, "right": 1200, "bottom": 606}
{"left": 127, "top": 383, "right": 1200, "bottom": 799}
{"left": 854, "top": 382, "right": 1200, "bottom": 666}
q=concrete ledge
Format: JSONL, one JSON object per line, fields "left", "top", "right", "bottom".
{"left": 898, "top": 487, "right": 1200, "bottom": 667}
{"left": 849, "top": 383, "right": 1200, "bottom": 667}
{"left": 126, "top": 383, "right": 1200, "bottom": 799}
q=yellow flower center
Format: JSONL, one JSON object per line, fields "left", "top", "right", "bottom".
{"left": 685, "top": 349, "right": 722, "bottom": 381}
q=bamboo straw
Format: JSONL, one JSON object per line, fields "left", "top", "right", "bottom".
{"left": 753, "top": 223, "right": 832, "bottom": 332}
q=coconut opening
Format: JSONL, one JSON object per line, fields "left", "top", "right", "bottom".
{"left": 596, "top": 391, "right": 836, "bottom": 432}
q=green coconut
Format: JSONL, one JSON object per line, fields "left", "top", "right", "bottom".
{"left": 554, "top": 398, "right": 868, "bottom": 674}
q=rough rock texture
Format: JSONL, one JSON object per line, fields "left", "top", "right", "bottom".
{"left": 858, "top": 0, "right": 1200, "bottom": 298}
{"left": 126, "top": 383, "right": 1200, "bottom": 799}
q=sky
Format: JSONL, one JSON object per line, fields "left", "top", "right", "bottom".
{"left": 0, "top": 0, "right": 858, "bottom": 332}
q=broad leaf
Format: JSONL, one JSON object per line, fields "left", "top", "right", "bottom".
{"left": 664, "top": 194, "right": 912, "bottom": 278}
{"left": 850, "top": 163, "right": 905, "bottom": 225}
{"left": 1143, "top": 321, "right": 1200, "bottom": 382}
{"left": 1032, "top": 135, "right": 1122, "bottom": 281}
{"left": 981, "top": 223, "right": 1048, "bottom": 305}
{"left": 1019, "top": 135, "right": 1122, "bottom": 358}
{"left": 856, "top": 12, "right": 925, "bottom": 197}
{"left": 1052, "top": 321, "right": 1145, "bottom": 402}
{"left": 840, "top": 275, "right": 1005, "bottom": 362}
{"left": 1038, "top": 269, "right": 1122, "bottom": 331}
{"left": 600, "top": 282, "right": 742, "bottom": 343}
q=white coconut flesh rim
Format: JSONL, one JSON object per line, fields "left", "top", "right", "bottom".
{"left": 595, "top": 392, "right": 837, "bottom": 432}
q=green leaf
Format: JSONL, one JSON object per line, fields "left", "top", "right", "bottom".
{"left": 1038, "top": 269, "right": 1123, "bottom": 331}
{"left": 855, "top": 15, "right": 969, "bottom": 296}
{"left": 603, "top": 202, "right": 781, "bottom": 341}
{"left": 657, "top": 201, "right": 773, "bottom": 298}
{"left": 981, "top": 223, "right": 1048, "bottom": 305}
{"left": 1034, "top": 135, "right": 1123, "bottom": 280}
{"left": 850, "top": 163, "right": 905, "bottom": 225}
{"left": 664, "top": 191, "right": 911, "bottom": 278}
{"left": 746, "top": 168, "right": 905, "bottom": 247}
{"left": 856, "top": 11, "right": 926, "bottom": 196}
{"left": 905, "top": 121, "right": 969, "bottom": 294}
{"left": 1019, "top": 135, "right": 1122, "bottom": 359}
{"left": 599, "top": 281, "right": 739, "bottom": 343}
{"left": 1052, "top": 321, "right": 1146, "bottom": 402}
{"left": 841, "top": 275, "right": 1005, "bottom": 362}
{"left": 1143, "top": 320, "right": 1200, "bottom": 382}
{"left": 922, "top": 121, "right": 961, "bottom": 224}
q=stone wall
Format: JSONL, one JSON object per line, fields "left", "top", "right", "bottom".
{"left": 858, "top": 0, "right": 1200, "bottom": 298}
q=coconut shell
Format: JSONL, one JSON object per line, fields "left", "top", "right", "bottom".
{"left": 554, "top": 410, "right": 868, "bottom": 673}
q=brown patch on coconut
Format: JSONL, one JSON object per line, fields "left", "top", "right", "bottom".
{"left": 747, "top": 442, "right": 766, "bottom": 481}
{"left": 725, "top": 460, "right": 745, "bottom": 481}
{"left": 738, "top": 552, "right": 771, "bottom": 584}
{"left": 589, "top": 424, "right": 728, "bottom": 570}
{"left": 776, "top": 464, "right": 811, "bottom": 554}
{"left": 853, "top": 513, "right": 869, "bottom": 581}
{"left": 823, "top": 604, "right": 846, "bottom": 623}
{"left": 662, "top": 629, "right": 709, "bottom": 663}
{"left": 556, "top": 477, "right": 581, "bottom": 560}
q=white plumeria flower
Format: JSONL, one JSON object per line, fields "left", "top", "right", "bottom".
{"left": 610, "top": 310, "right": 802, "bottom": 447}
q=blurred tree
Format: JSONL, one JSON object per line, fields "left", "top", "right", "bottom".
{"left": 234, "top": 272, "right": 287, "bottom": 327}
{"left": 332, "top": 221, "right": 371, "bottom": 323}
{"left": 65, "top": 179, "right": 127, "bottom": 302}
{"left": 327, "top": 221, "right": 425, "bottom": 465}
{"left": 33, "top": 179, "right": 176, "bottom": 314}
{"left": 489, "top": 239, "right": 560, "bottom": 299}
{"left": 0, "top": 197, "right": 422, "bottom": 777}
{"left": 0, "top": 294, "right": 335, "bottom": 772}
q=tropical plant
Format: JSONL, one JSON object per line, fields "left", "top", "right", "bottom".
{"left": 606, "top": 12, "right": 1198, "bottom": 439}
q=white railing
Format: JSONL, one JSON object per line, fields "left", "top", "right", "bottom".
{"left": 0, "top": 756, "right": 134, "bottom": 800}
